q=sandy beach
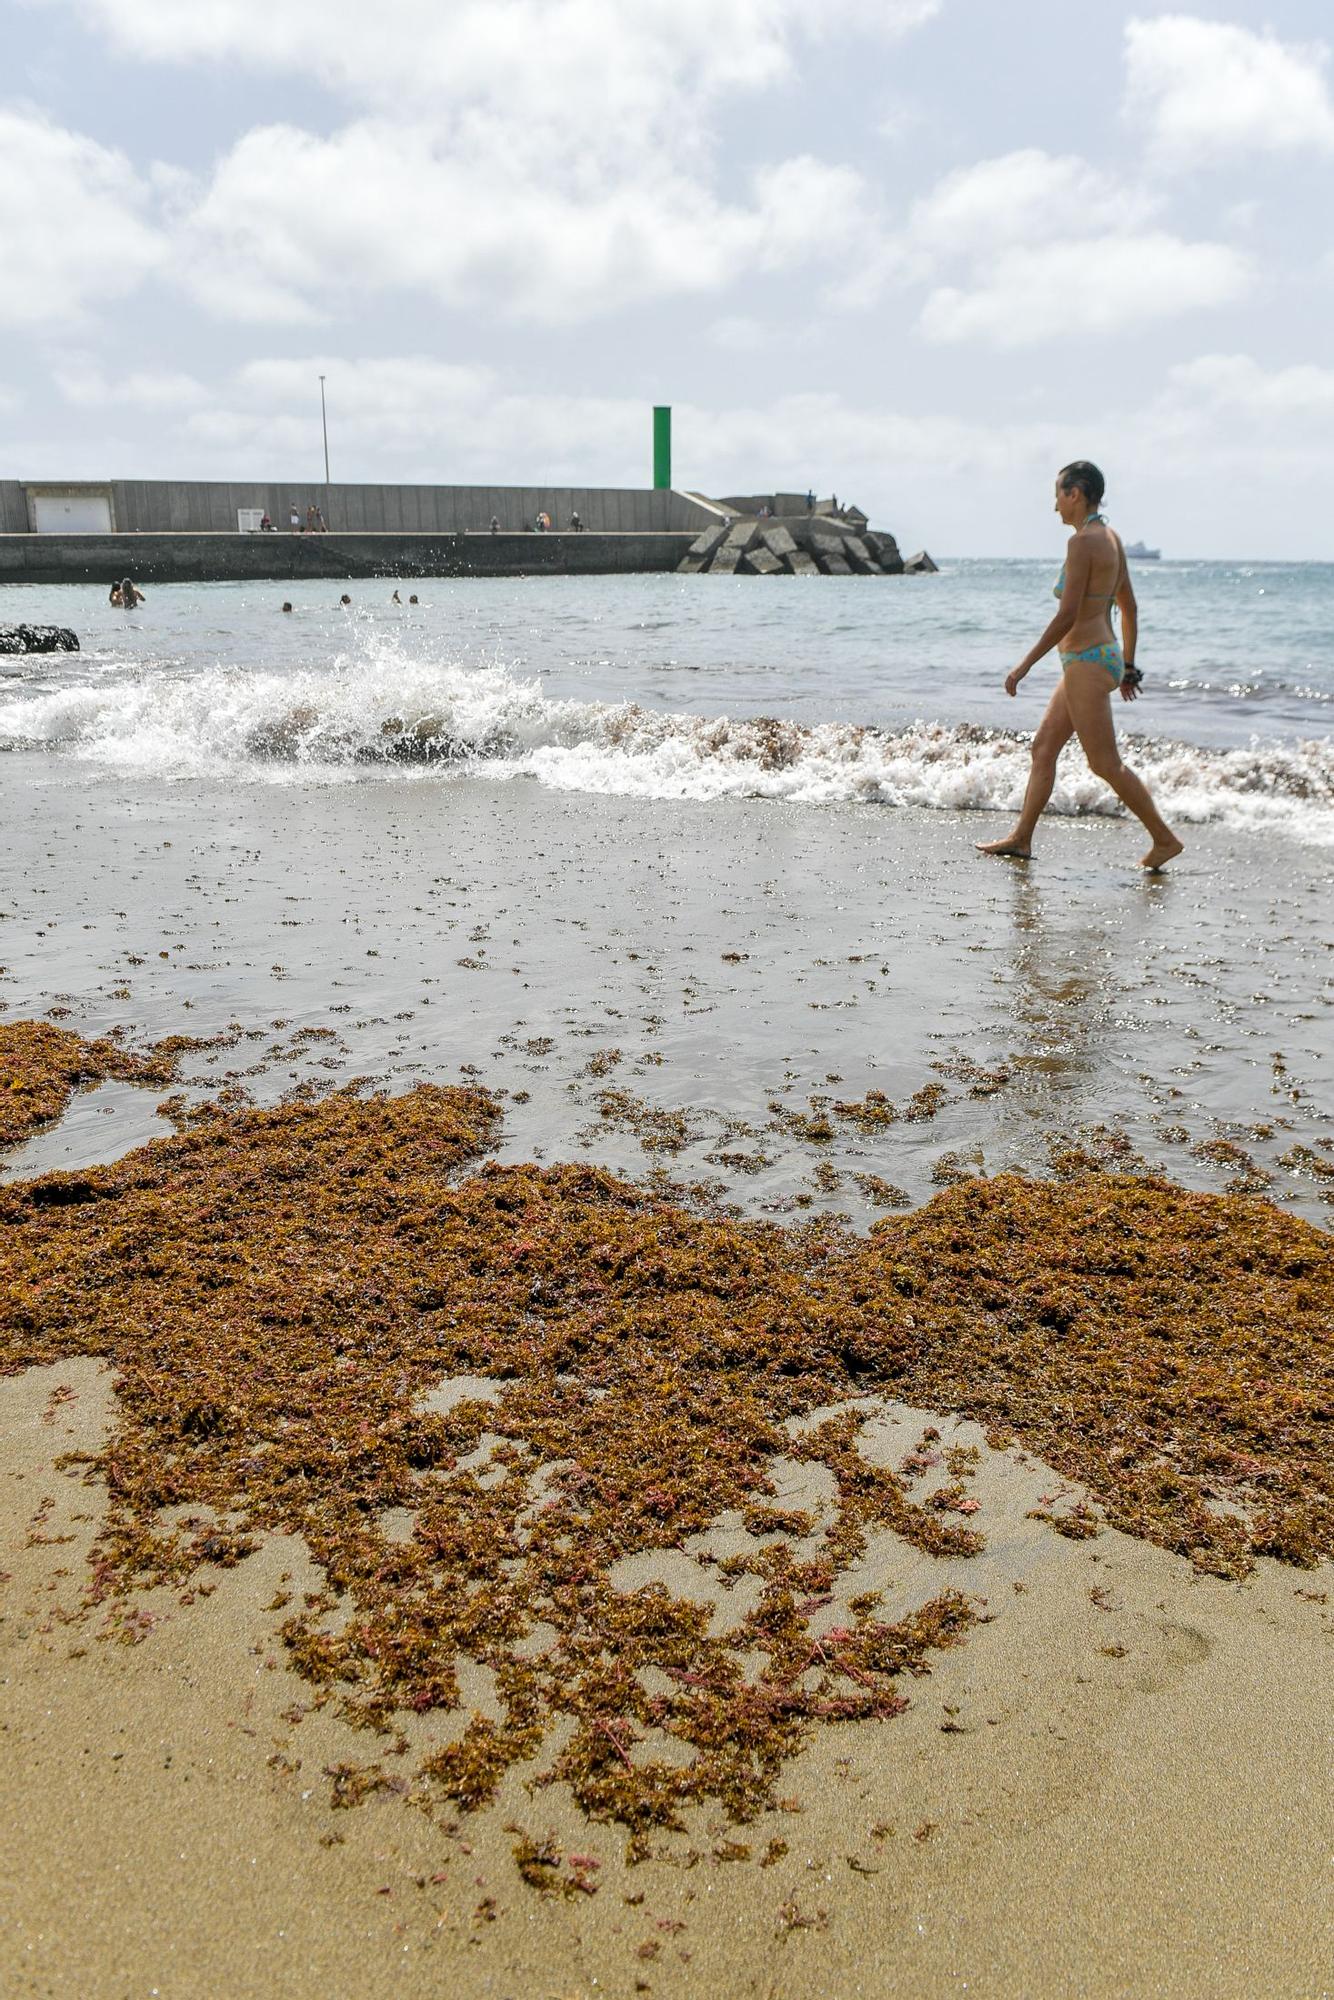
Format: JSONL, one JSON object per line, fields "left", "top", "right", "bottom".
{"left": 3, "top": 1354, "right": 1330, "bottom": 2000}
{"left": 1, "top": 770, "right": 1331, "bottom": 2000}
{"left": 7, "top": 0, "right": 1334, "bottom": 1988}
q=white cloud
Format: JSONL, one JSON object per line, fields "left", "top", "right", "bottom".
{"left": 920, "top": 231, "right": 1250, "bottom": 347}
{"left": 171, "top": 121, "right": 867, "bottom": 324}
{"left": 53, "top": 359, "right": 209, "bottom": 410}
{"left": 18, "top": 0, "right": 916, "bottom": 327}
{"left": 0, "top": 106, "right": 163, "bottom": 327}
{"left": 49, "top": 0, "right": 937, "bottom": 140}
{"left": 907, "top": 148, "right": 1153, "bottom": 258}
{"left": 707, "top": 316, "right": 773, "bottom": 351}
{"left": 1167, "top": 353, "right": 1334, "bottom": 419}
{"left": 174, "top": 356, "right": 647, "bottom": 478}
{"left": 1125, "top": 14, "right": 1334, "bottom": 161}
{"left": 832, "top": 147, "right": 1239, "bottom": 345}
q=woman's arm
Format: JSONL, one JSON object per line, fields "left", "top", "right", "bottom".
{"left": 1004, "top": 539, "right": 1087, "bottom": 695}
{"left": 1115, "top": 554, "right": 1138, "bottom": 700}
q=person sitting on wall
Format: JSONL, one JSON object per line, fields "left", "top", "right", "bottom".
{"left": 315, "top": 506, "right": 328, "bottom": 532}
{"left": 289, "top": 505, "right": 301, "bottom": 532}
{"left": 260, "top": 511, "right": 273, "bottom": 531}
{"left": 569, "top": 511, "right": 583, "bottom": 532}
{"left": 109, "top": 577, "right": 145, "bottom": 607}
{"left": 306, "top": 504, "right": 319, "bottom": 533}
{"left": 490, "top": 515, "right": 501, "bottom": 534}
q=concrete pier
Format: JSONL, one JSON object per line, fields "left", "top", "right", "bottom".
{"left": 0, "top": 530, "right": 697, "bottom": 587}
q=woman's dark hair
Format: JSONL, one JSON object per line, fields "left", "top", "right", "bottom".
{"left": 1058, "top": 461, "right": 1105, "bottom": 508}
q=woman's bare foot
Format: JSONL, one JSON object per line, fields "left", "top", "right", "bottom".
{"left": 1140, "top": 834, "right": 1184, "bottom": 871}
{"left": 976, "top": 836, "right": 1032, "bottom": 859}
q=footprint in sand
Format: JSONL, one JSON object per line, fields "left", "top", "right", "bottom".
{"left": 1132, "top": 1620, "right": 1212, "bottom": 1695}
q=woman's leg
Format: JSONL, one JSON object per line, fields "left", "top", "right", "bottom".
{"left": 977, "top": 680, "right": 1076, "bottom": 856}
{"left": 1060, "top": 663, "right": 1183, "bottom": 867}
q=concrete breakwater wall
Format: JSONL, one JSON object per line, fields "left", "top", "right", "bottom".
{"left": 0, "top": 479, "right": 714, "bottom": 537}
{"left": 0, "top": 530, "right": 697, "bottom": 587}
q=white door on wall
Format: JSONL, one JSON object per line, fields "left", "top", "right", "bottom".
{"left": 31, "top": 495, "right": 113, "bottom": 533}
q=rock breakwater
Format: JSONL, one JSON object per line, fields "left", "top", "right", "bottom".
{"left": 678, "top": 514, "right": 929, "bottom": 578}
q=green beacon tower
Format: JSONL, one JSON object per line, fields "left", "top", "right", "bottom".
{"left": 653, "top": 406, "right": 672, "bottom": 490}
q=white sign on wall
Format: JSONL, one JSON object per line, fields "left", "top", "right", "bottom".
{"left": 32, "top": 494, "right": 113, "bottom": 533}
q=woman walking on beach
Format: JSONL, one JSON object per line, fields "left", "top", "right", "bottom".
{"left": 978, "top": 462, "right": 1182, "bottom": 870}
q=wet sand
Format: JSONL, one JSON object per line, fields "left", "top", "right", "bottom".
{"left": 2, "top": 768, "right": 1330, "bottom": 1218}
{"left": 1, "top": 774, "right": 1331, "bottom": 1998}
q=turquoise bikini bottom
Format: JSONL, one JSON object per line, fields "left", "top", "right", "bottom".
{"left": 1060, "top": 641, "right": 1124, "bottom": 684}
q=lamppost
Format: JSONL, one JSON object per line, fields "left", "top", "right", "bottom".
{"left": 318, "top": 374, "right": 331, "bottom": 531}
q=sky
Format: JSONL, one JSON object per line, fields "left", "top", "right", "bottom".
{"left": 4, "top": 0, "right": 1334, "bottom": 556}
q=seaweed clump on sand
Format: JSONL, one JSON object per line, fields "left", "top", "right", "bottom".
{"left": 0, "top": 1056, "right": 977, "bottom": 1844}
{"left": 876, "top": 1174, "right": 1333, "bottom": 1577}
{"left": 0, "top": 1027, "right": 1331, "bottom": 1849}
{"left": 0, "top": 1020, "right": 180, "bottom": 1148}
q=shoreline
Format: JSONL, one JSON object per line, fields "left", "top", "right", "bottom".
{"left": 1, "top": 776, "right": 1330, "bottom": 1224}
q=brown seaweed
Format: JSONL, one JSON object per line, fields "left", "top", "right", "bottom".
{"left": 1, "top": 1023, "right": 1330, "bottom": 1865}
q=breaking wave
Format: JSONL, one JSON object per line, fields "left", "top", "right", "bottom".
{"left": 2, "top": 653, "right": 1331, "bottom": 842}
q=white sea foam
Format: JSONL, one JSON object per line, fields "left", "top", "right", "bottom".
{"left": 3, "top": 653, "right": 1332, "bottom": 843}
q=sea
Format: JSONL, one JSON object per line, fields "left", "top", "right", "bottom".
{"left": 1, "top": 561, "right": 1330, "bottom": 1219}
{"left": 1, "top": 561, "right": 1331, "bottom": 833}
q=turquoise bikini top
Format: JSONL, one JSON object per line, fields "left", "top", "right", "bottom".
{"left": 1054, "top": 513, "right": 1117, "bottom": 602}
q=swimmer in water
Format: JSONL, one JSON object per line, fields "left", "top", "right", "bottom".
{"left": 109, "top": 577, "right": 145, "bottom": 607}
{"left": 281, "top": 601, "right": 293, "bottom": 613}
{"left": 976, "top": 461, "right": 1183, "bottom": 872}
{"left": 339, "top": 593, "right": 352, "bottom": 606}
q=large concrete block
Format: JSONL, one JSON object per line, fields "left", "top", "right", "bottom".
{"left": 794, "top": 517, "right": 851, "bottom": 560}
{"left": 676, "top": 556, "right": 708, "bottom": 574}
{"left": 710, "top": 547, "right": 742, "bottom": 574}
{"left": 741, "top": 545, "right": 784, "bottom": 575}
{"left": 759, "top": 523, "right": 799, "bottom": 560}
{"left": 864, "top": 532, "right": 904, "bottom": 574}
{"left": 843, "top": 536, "right": 883, "bottom": 574}
{"left": 821, "top": 553, "right": 853, "bottom": 575}
{"left": 721, "top": 518, "right": 761, "bottom": 555}
{"left": 688, "top": 524, "right": 728, "bottom": 560}
{"left": 786, "top": 550, "right": 820, "bottom": 576}
{"left": 904, "top": 550, "right": 939, "bottom": 573}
